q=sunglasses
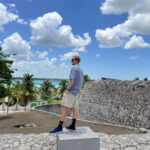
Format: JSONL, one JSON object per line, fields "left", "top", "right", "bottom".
{"left": 71, "top": 58, "right": 77, "bottom": 62}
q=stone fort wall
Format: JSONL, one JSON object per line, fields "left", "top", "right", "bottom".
{"left": 77, "top": 78, "right": 150, "bottom": 129}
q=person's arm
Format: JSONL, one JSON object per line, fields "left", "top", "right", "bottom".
{"left": 66, "top": 67, "right": 76, "bottom": 92}
{"left": 67, "top": 79, "right": 74, "bottom": 89}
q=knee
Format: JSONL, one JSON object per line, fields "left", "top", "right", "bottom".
{"left": 72, "top": 107, "right": 77, "bottom": 112}
{"left": 62, "top": 106, "right": 67, "bottom": 111}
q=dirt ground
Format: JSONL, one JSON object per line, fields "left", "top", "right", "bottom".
{"left": 0, "top": 110, "right": 139, "bottom": 135}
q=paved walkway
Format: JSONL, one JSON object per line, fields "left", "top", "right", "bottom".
{"left": 0, "top": 131, "right": 150, "bottom": 150}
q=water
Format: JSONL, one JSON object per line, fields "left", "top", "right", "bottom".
{"left": 12, "top": 79, "right": 61, "bottom": 88}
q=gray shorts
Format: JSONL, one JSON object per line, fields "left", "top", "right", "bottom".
{"left": 61, "top": 92, "right": 78, "bottom": 108}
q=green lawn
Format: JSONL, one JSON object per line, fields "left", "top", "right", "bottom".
{"left": 35, "top": 97, "right": 62, "bottom": 105}
{"left": 52, "top": 100, "right": 62, "bottom": 104}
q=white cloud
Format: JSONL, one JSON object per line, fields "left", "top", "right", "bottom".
{"left": 96, "top": 53, "right": 100, "bottom": 57}
{"left": 124, "top": 35, "right": 150, "bottom": 49}
{"left": 0, "top": 2, "right": 28, "bottom": 31}
{"left": 2, "top": 32, "right": 33, "bottom": 61}
{"left": 0, "top": 3, "right": 18, "bottom": 31}
{"left": 36, "top": 50, "right": 49, "bottom": 59}
{"left": 72, "top": 47, "right": 87, "bottom": 52}
{"left": 17, "top": 18, "right": 28, "bottom": 25}
{"left": 129, "top": 55, "right": 139, "bottom": 60}
{"left": 59, "top": 51, "right": 79, "bottom": 61}
{"left": 95, "top": 24, "right": 131, "bottom": 48}
{"left": 96, "top": 0, "right": 150, "bottom": 49}
{"left": 100, "top": 0, "right": 150, "bottom": 15}
{"left": 30, "top": 12, "right": 91, "bottom": 49}
{"left": 8, "top": 3, "right": 16, "bottom": 8}
{"left": 12, "top": 58, "right": 70, "bottom": 78}
{"left": 124, "top": 14, "right": 150, "bottom": 35}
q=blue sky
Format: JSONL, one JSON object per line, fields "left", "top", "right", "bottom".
{"left": 0, "top": 0, "right": 150, "bottom": 80}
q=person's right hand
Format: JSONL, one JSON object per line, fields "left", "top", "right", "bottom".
{"left": 66, "top": 89, "right": 70, "bottom": 94}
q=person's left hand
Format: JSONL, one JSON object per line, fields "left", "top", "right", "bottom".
{"left": 66, "top": 89, "right": 70, "bottom": 94}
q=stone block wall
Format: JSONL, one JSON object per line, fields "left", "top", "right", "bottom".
{"left": 77, "top": 78, "right": 150, "bottom": 129}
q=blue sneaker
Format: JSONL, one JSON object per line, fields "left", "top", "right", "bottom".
{"left": 66, "top": 124, "right": 76, "bottom": 130}
{"left": 49, "top": 127, "right": 63, "bottom": 133}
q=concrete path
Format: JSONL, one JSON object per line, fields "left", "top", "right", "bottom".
{"left": 0, "top": 131, "right": 150, "bottom": 150}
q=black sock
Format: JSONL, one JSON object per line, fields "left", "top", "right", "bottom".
{"left": 58, "top": 120, "right": 63, "bottom": 128}
{"left": 71, "top": 119, "right": 76, "bottom": 126}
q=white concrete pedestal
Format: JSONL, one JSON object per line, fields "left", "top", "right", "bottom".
{"left": 57, "top": 126, "right": 100, "bottom": 150}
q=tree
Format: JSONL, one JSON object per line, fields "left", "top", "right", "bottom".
{"left": 0, "top": 47, "right": 16, "bottom": 98}
{"left": 134, "top": 77, "right": 140, "bottom": 81}
{"left": 0, "top": 47, "right": 17, "bottom": 114}
{"left": 10, "top": 81, "right": 23, "bottom": 110}
{"left": 39, "top": 80, "right": 56, "bottom": 100}
{"left": 79, "top": 75, "right": 93, "bottom": 94}
{"left": 144, "top": 77, "right": 148, "bottom": 81}
{"left": 22, "top": 73, "right": 35, "bottom": 110}
{"left": 84, "top": 74, "right": 92, "bottom": 82}
{"left": 59, "top": 79, "right": 68, "bottom": 98}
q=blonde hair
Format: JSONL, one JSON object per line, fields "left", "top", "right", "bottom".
{"left": 72, "top": 54, "right": 81, "bottom": 63}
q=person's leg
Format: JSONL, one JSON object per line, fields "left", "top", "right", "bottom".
{"left": 66, "top": 106, "right": 77, "bottom": 130}
{"left": 49, "top": 93, "right": 71, "bottom": 133}
{"left": 60, "top": 106, "right": 67, "bottom": 121}
{"left": 57, "top": 106, "right": 67, "bottom": 128}
{"left": 71, "top": 107, "right": 77, "bottom": 127}
{"left": 72, "top": 107, "right": 77, "bottom": 119}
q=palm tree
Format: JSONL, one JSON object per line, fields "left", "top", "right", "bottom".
{"left": 10, "top": 80, "right": 23, "bottom": 110}
{"left": 39, "top": 80, "right": 56, "bottom": 100}
{"left": 59, "top": 79, "right": 68, "bottom": 98}
{"left": 22, "top": 73, "right": 35, "bottom": 110}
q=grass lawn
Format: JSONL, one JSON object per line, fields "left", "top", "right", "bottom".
{"left": 36, "top": 97, "right": 62, "bottom": 104}
{"left": 51, "top": 100, "right": 62, "bottom": 104}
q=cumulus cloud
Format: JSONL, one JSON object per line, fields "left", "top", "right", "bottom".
{"left": 2, "top": 32, "right": 33, "bottom": 61}
{"left": 100, "top": 0, "right": 150, "bottom": 15}
{"left": 96, "top": 24, "right": 131, "bottom": 48}
{"left": 36, "top": 50, "right": 49, "bottom": 59}
{"left": 72, "top": 47, "right": 87, "bottom": 52}
{"left": 0, "top": 2, "right": 18, "bottom": 30}
{"left": 30, "top": 12, "right": 91, "bottom": 49}
{"left": 59, "top": 51, "right": 79, "bottom": 61}
{"left": 17, "top": 18, "right": 28, "bottom": 25}
{"left": 0, "top": 2, "right": 28, "bottom": 31}
{"left": 124, "top": 35, "right": 150, "bottom": 49}
{"left": 96, "top": 0, "right": 150, "bottom": 49}
{"left": 12, "top": 58, "right": 70, "bottom": 78}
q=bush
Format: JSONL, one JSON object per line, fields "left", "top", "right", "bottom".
{"left": 144, "top": 78, "right": 148, "bottom": 81}
{"left": 134, "top": 77, "right": 139, "bottom": 81}
{"left": 51, "top": 96, "right": 61, "bottom": 100}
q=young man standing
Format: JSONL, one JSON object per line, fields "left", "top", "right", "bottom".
{"left": 49, "top": 54, "right": 84, "bottom": 133}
